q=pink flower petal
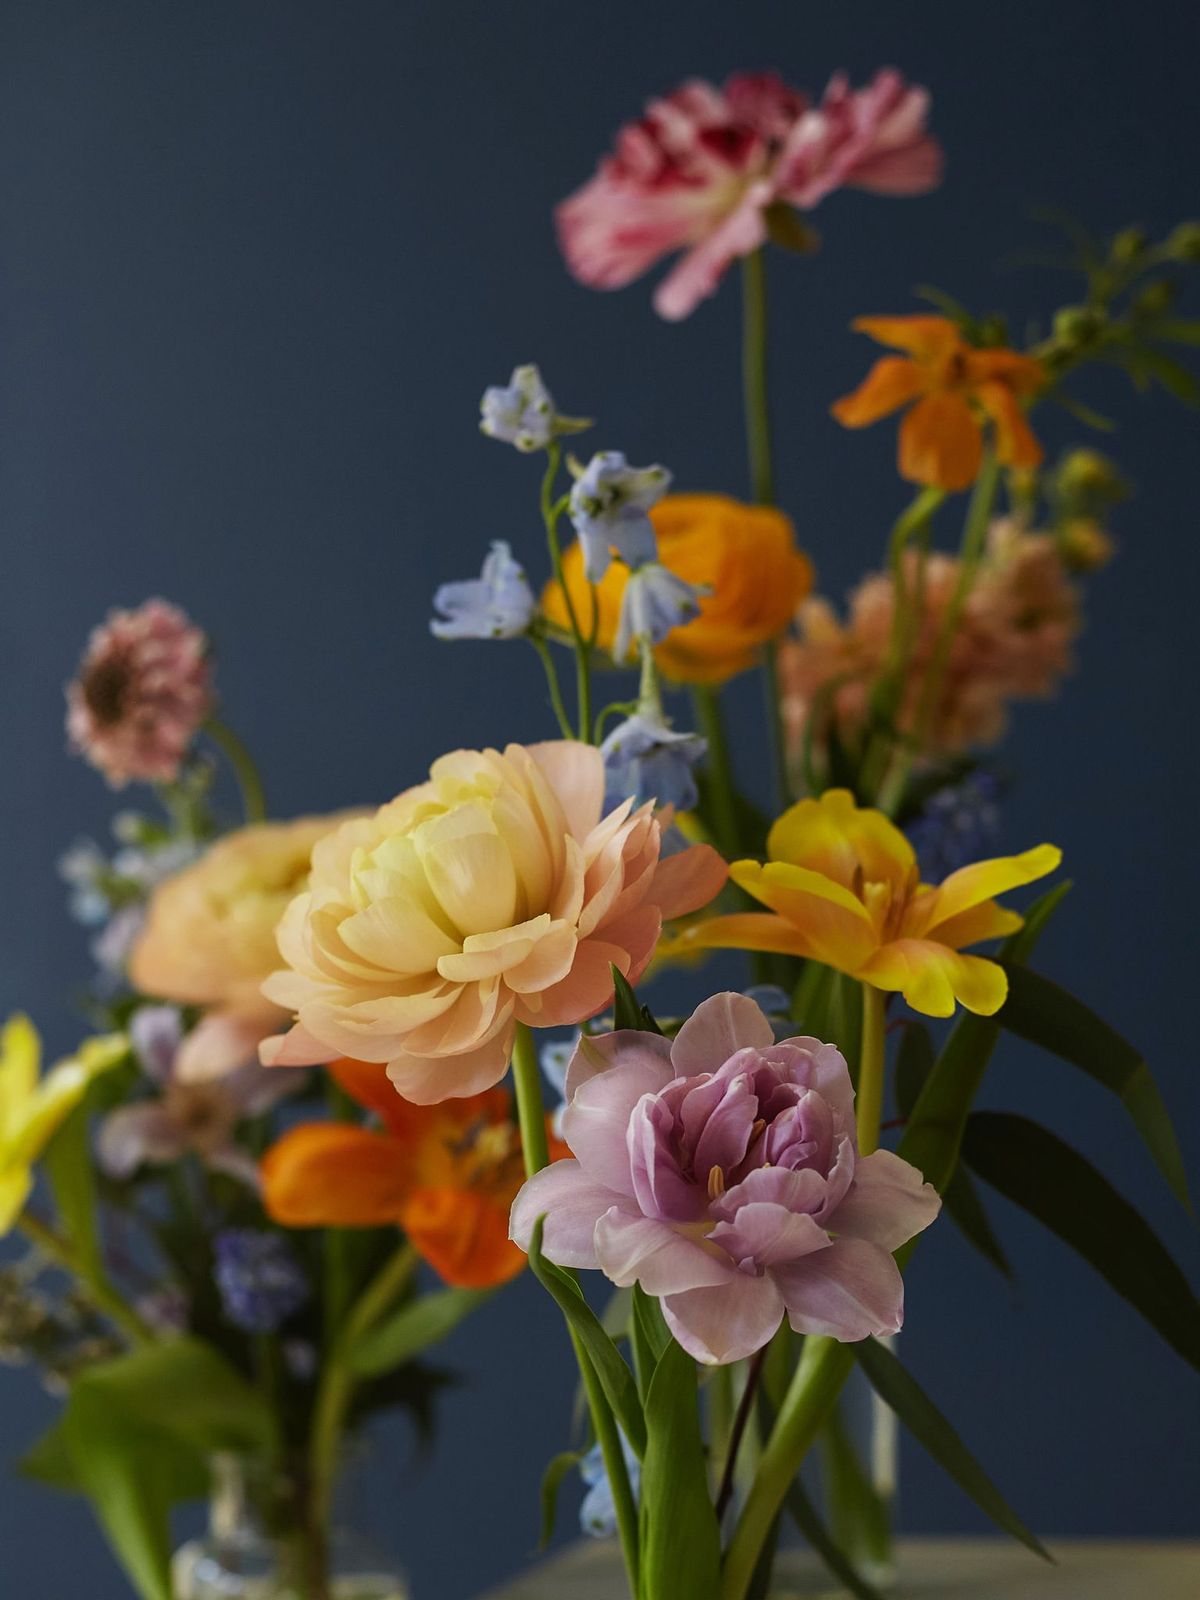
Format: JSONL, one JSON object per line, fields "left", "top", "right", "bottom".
{"left": 828, "top": 1147, "right": 941, "bottom": 1250}
{"left": 258, "top": 1020, "right": 336, "bottom": 1069}
{"left": 594, "top": 1208, "right": 733, "bottom": 1295}
{"left": 562, "top": 1052, "right": 675, "bottom": 1196}
{"left": 562, "top": 1028, "right": 674, "bottom": 1103}
{"left": 653, "top": 181, "right": 773, "bottom": 321}
{"left": 671, "top": 990, "right": 775, "bottom": 1076}
{"left": 509, "top": 1160, "right": 625, "bottom": 1269}
{"left": 774, "top": 1236, "right": 904, "bottom": 1340}
{"left": 710, "top": 1202, "right": 831, "bottom": 1270}
{"left": 661, "top": 1273, "right": 785, "bottom": 1365}
{"left": 526, "top": 740, "right": 605, "bottom": 842}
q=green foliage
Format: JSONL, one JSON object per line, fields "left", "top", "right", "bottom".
{"left": 610, "top": 965, "right": 664, "bottom": 1035}
{"left": 784, "top": 1474, "right": 883, "bottom": 1600}
{"left": 640, "top": 1340, "right": 721, "bottom": 1600}
{"left": 539, "top": 1448, "right": 586, "bottom": 1549}
{"left": 347, "top": 1286, "right": 492, "bottom": 1378}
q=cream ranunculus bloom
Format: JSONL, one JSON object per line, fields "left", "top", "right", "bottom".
{"left": 259, "top": 741, "right": 727, "bottom": 1103}
{"left": 129, "top": 814, "right": 357, "bottom": 1028}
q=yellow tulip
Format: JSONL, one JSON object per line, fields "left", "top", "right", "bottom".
{"left": 671, "top": 788, "right": 1061, "bottom": 1018}
{"left": 0, "top": 1016, "right": 127, "bottom": 1233}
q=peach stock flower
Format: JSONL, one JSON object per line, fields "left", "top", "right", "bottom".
{"left": 130, "top": 815, "right": 356, "bottom": 1030}
{"left": 259, "top": 742, "right": 726, "bottom": 1103}
{"left": 832, "top": 316, "right": 1045, "bottom": 490}
{"left": 262, "top": 1057, "right": 564, "bottom": 1288}
{"left": 66, "top": 599, "right": 213, "bottom": 787}
{"left": 672, "top": 789, "right": 1060, "bottom": 1017}
{"left": 544, "top": 494, "right": 813, "bottom": 684}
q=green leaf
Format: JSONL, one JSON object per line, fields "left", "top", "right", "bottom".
{"left": 962, "top": 1112, "right": 1200, "bottom": 1371}
{"left": 539, "top": 1448, "right": 585, "bottom": 1549}
{"left": 348, "top": 1285, "right": 492, "bottom": 1378}
{"left": 764, "top": 203, "right": 820, "bottom": 255}
{"left": 855, "top": 1338, "right": 1051, "bottom": 1562}
{"left": 893, "top": 1021, "right": 935, "bottom": 1120}
{"left": 610, "top": 964, "right": 663, "bottom": 1035}
{"left": 784, "top": 1473, "right": 883, "bottom": 1600}
{"left": 640, "top": 1340, "right": 721, "bottom": 1600}
{"left": 18, "top": 1419, "right": 78, "bottom": 1491}
{"left": 1141, "top": 345, "right": 1200, "bottom": 405}
{"left": 914, "top": 284, "right": 979, "bottom": 335}
{"left": 43, "top": 1098, "right": 103, "bottom": 1282}
{"left": 996, "top": 963, "right": 1190, "bottom": 1211}
{"left": 820, "top": 1408, "right": 892, "bottom": 1582}
{"left": 899, "top": 882, "right": 1070, "bottom": 1198}
{"left": 630, "top": 1283, "right": 670, "bottom": 1399}
{"left": 1155, "top": 318, "right": 1200, "bottom": 345}
{"left": 1049, "top": 392, "right": 1117, "bottom": 431}
{"left": 528, "top": 1217, "right": 647, "bottom": 1459}
{"left": 943, "top": 1165, "right": 1013, "bottom": 1279}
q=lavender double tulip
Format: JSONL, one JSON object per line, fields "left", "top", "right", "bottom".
{"left": 510, "top": 992, "right": 940, "bottom": 1364}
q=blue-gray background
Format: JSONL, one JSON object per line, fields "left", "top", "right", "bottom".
{"left": 2, "top": 2, "right": 1198, "bottom": 1594}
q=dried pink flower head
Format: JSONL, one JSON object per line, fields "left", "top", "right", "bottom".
{"left": 66, "top": 599, "right": 213, "bottom": 786}
{"left": 779, "top": 520, "right": 1082, "bottom": 762}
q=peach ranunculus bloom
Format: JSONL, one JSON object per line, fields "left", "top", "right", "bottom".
{"left": 258, "top": 741, "right": 727, "bottom": 1103}
{"left": 832, "top": 316, "right": 1045, "bottom": 491}
{"left": 543, "top": 494, "right": 813, "bottom": 685}
{"left": 778, "top": 519, "right": 1083, "bottom": 763}
{"left": 129, "top": 815, "right": 356, "bottom": 1033}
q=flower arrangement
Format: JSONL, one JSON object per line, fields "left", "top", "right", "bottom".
{"left": 7, "top": 55, "right": 1200, "bottom": 1600}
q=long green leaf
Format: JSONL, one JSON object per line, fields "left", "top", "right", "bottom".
{"left": 348, "top": 1285, "right": 491, "bottom": 1377}
{"left": 630, "top": 1282, "right": 670, "bottom": 1400}
{"left": 963, "top": 1112, "right": 1200, "bottom": 1371}
{"left": 784, "top": 1476, "right": 883, "bottom": 1600}
{"left": 641, "top": 1340, "right": 721, "bottom": 1600}
{"left": 539, "top": 1448, "right": 585, "bottom": 1549}
{"left": 528, "top": 1217, "right": 647, "bottom": 1458}
{"left": 43, "top": 1098, "right": 103, "bottom": 1282}
{"left": 997, "top": 962, "right": 1190, "bottom": 1211}
{"left": 820, "top": 1409, "right": 892, "bottom": 1581}
{"left": 855, "top": 1338, "right": 1050, "bottom": 1562}
{"left": 943, "top": 1165, "right": 1013, "bottom": 1279}
{"left": 899, "top": 882, "right": 1070, "bottom": 1197}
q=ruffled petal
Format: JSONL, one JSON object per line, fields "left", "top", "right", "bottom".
{"left": 661, "top": 1273, "right": 785, "bottom": 1365}
{"left": 670, "top": 991, "right": 775, "bottom": 1076}
{"left": 593, "top": 1208, "right": 734, "bottom": 1294}
{"left": 774, "top": 1235, "right": 904, "bottom": 1340}
{"left": 831, "top": 356, "right": 923, "bottom": 427}
{"left": 829, "top": 1148, "right": 941, "bottom": 1250}
{"left": 509, "top": 1158, "right": 623, "bottom": 1269}
{"left": 858, "top": 940, "right": 1008, "bottom": 1018}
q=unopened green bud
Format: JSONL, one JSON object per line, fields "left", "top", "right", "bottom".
{"left": 1164, "top": 222, "right": 1200, "bottom": 262}
{"left": 1111, "top": 225, "right": 1147, "bottom": 264}
{"left": 1053, "top": 305, "right": 1104, "bottom": 345}
{"left": 1133, "top": 279, "right": 1175, "bottom": 318}
{"left": 1056, "top": 449, "right": 1128, "bottom": 507}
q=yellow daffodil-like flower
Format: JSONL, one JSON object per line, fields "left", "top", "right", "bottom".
{"left": 0, "top": 1017, "right": 127, "bottom": 1233}
{"left": 671, "top": 789, "right": 1061, "bottom": 1017}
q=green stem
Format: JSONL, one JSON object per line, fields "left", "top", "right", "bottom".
{"left": 204, "top": 718, "right": 267, "bottom": 824}
{"left": 692, "top": 685, "right": 742, "bottom": 860}
{"left": 541, "top": 445, "right": 594, "bottom": 742}
{"left": 528, "top": 635, "right": 575, "bottom": 740}
{"left": 308, "top": 1241, "right": 418, "bottom": 1530}
{"left": 856, "top": 984, "right": 887, "bottom": 1157}
{"left": 741, "top": 250, "right": 774, "bottom": 506}
{"left": 16, "top": 1211, "right": 153, "bottom": 1348}
{"left": 721, "top": 1338, "right": 857, "bottom": 1600}
{"left": 510, "top": 1023, "right": 640, "bottom": 1591}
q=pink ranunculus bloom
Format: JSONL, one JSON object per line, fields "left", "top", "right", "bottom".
{"left": 259, "top": 742, "right": 727, "bottom": 1104}
{"left": 557, "top": 68, "right": 942, "bottom": 322}
{"left": 510, "top": 993, "right": 940, "bottom": 1364}
{"left": 66, "top": 599, "right": 213, "bottom": 787}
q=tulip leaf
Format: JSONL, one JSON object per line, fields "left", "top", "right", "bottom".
{"left": 893, "top": 1020, "right": 935, "bottom": 1120}
{"left": 784, "top": 1475, "right": 884, "bottom": 1600}
{"left": 528, "top": 1216, "right": 647, "bottom": 1459}
{"left": 943, "top": 1164, "right": 1014, "bottom": 1280}
{"left": 43, "top": 1098, "right": 103, "bottom": 1282}
{"left": 641, "top": 1339, "right": 721, "bottom": 1600}
{"left": 899, "top": 881, "right": 1071, "bottom": 1197}
{"left": 610, "top": 964, "right": 663, "bottom": 1035}
{"left": 854, "top": 1337, "right": 1051, "bottom": 1562}
{"left": 630, "top": 1282, "right": 670, "bottom": 1399}
{"left": 539, "top": 1448, "right": 586, "bottom": 1549}
{"left": 995, "top": 962, "right": 1190, "bottom": 1211}
{"left": 348, "top": 1285, "right": 492, "bottom": 1378}
{"left": 962, "top": 1111, "right": 1200, "bottom": 1371}
{"left": 820, "top": 1407, "right": 892, "bottom": 1584}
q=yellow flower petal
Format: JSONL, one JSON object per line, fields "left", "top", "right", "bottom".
{"left": 767, "top": 790, "right": 914, "bottom": 893}
{"left": 927, "top": 901, "right": 1024, "bottom": 951}
{"left": 859, "top": 940, "right": 1009, "bottom": 1018}
{"left": 731, "top": 860, "right": 878, "bottom": 971}
{"left": 663, "top": 912, "right": 817, "bottom": 961}
{"left": 919, "top": 844, "right": 1062, "bottom": 935}
{"left": 0, "top": 1015, "right": 40, "bottom": 1141}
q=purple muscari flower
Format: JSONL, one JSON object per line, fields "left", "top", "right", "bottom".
{"left": 430, "top": 541, "right": 536, "bottom": 641}
{"left": 214, "top": 1230, "right": 309, "bottom": 1334}
{"left": 908, "top": 770, "right": 1003, "bottom": 883}
{"left": 479, "top": 364, "right": 559, "bottom": 452}
{"left": 579, "top": 1431, "right": 641, "bottom": 1538}
{"left": 511, "top": 993, "right": 941, "bottom": 1365}
{"left": 568, "top": 452, "right": 671, "bottom": 581}
{"left": 600, "top": 710, "right": 706, "bottom": 813}
{"left": 613, "top": 563, "right": 703, "bottom": 663}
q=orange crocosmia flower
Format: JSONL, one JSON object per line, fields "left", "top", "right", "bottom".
{"left": 543, "top": 494, "right": 813, "bottom": 684}
{"left": 832, "top": 316, "right": 1045, "bottom": 492}
{"left": 260, "top": 1057, "right": 564, "bottom": 1289}
{"left": 670, "top": 788, "right": 1060, "bottom": 1018}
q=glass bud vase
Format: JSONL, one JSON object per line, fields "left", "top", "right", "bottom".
{"left": 172, "top": 1451, "right": 409, "bottom": 1600}
{"left": 819, "top": 1337, "right": 899, "bottom": 1589}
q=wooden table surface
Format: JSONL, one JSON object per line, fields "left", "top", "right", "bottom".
{"left": 477, "top": 1538, "right": 1200, "bottom": 1598}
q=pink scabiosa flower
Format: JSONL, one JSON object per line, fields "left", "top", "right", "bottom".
{"left": 66, "top": 599, "right": 213, "bottom": 787}
{"left": 510, "top": 992, "right": 940, "bottom": 1364}
{"left": 557, "top": 68, "right": 942, "bottom": 321}
{"left": 259, "top": 742, "right": 727, "bottom": 1104}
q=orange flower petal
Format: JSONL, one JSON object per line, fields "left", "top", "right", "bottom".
{"left": 850, "top": 315, "right": 962, "bottom": 360}
{"left": 261, "top": 1123, "right": 410, "bottom": 1227}
{"left": 664, "top": 911, "right": 818, "bottom": 961}
{"left": 329, "top": 1056, "right": 415, "bottom": 1137}
{"left": 401, "top": 1186, "right": 526, "bottom": 1289}
{"left": 898, "top": 392, "right": 983, "bottom": 490}
{"left": 832, "top": 356, "right": 924, "bottom": 428}
{"left": 967, "top": 348, "right": 1045, "bottom": 396}
{"left": 973, "top": 380, "right": 1044, "bottom": 471}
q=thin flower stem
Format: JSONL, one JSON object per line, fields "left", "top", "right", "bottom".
{"left": 856, "top": 984, "right": 888, "bottom": 1157}
{"left": 528, "top": 635, "right": 575, "bottom": 740}
{"left": 692, "top": 685, "right": 742, "bottom": 861}
{"left": 204, "top": 718, "right": 267, "bottom": 824}
{"left": 715, "top": 1346, "right": 768, "bottom": 1523}
{"left": 16, "top": 1210, "right": 153, "bottom": 1348}
{"left": 541, "top": 444, "right": 594, "bottom": 742}
{"left": 510, "top": 1023, "right": 640, "bottom": 1592}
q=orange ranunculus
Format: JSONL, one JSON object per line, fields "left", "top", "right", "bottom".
{"left": 260, "top": 1056, "right": 564, "bottom": 1288}
{"left": 671, "top": 788, "right": 1061, "bottom": 1018}
{"left": 542, "top": 494, "right": 813, "bottom": 684}
{"left": 832, "top": 316, "right": 1045, "bottom": 492}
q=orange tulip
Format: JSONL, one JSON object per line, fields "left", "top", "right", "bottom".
{"left": 832, "top": 316, "right": 1045, "bottom": 491}
{"left": 261, "top": 1057, "right": 564, "bottom": 1288}
{"left": 543, "top": 493, "right": 813, "bottom": 684}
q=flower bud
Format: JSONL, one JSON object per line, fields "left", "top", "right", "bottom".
{"left": 1111, "top": 225, "right": 1147, "bottom": 264}
{"left": 1053, "top": 305, "right": 1104, "bottom": 345}
{"left": 1058, "top": 517, "right": 1115, "bottom": 573}
{"left": 1164, "top": 222, "right": 1200, "bottom": 263}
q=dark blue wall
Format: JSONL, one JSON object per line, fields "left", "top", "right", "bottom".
{"left": 2, "top": 3, "right": 1198, "bottom": 1595}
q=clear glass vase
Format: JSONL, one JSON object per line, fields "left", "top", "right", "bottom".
{"left": 818, "top": 1337, "right": 899, "bottom": 1590}
{"left": 172, "top": 1450, "right": 409, "bottom": 1600}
